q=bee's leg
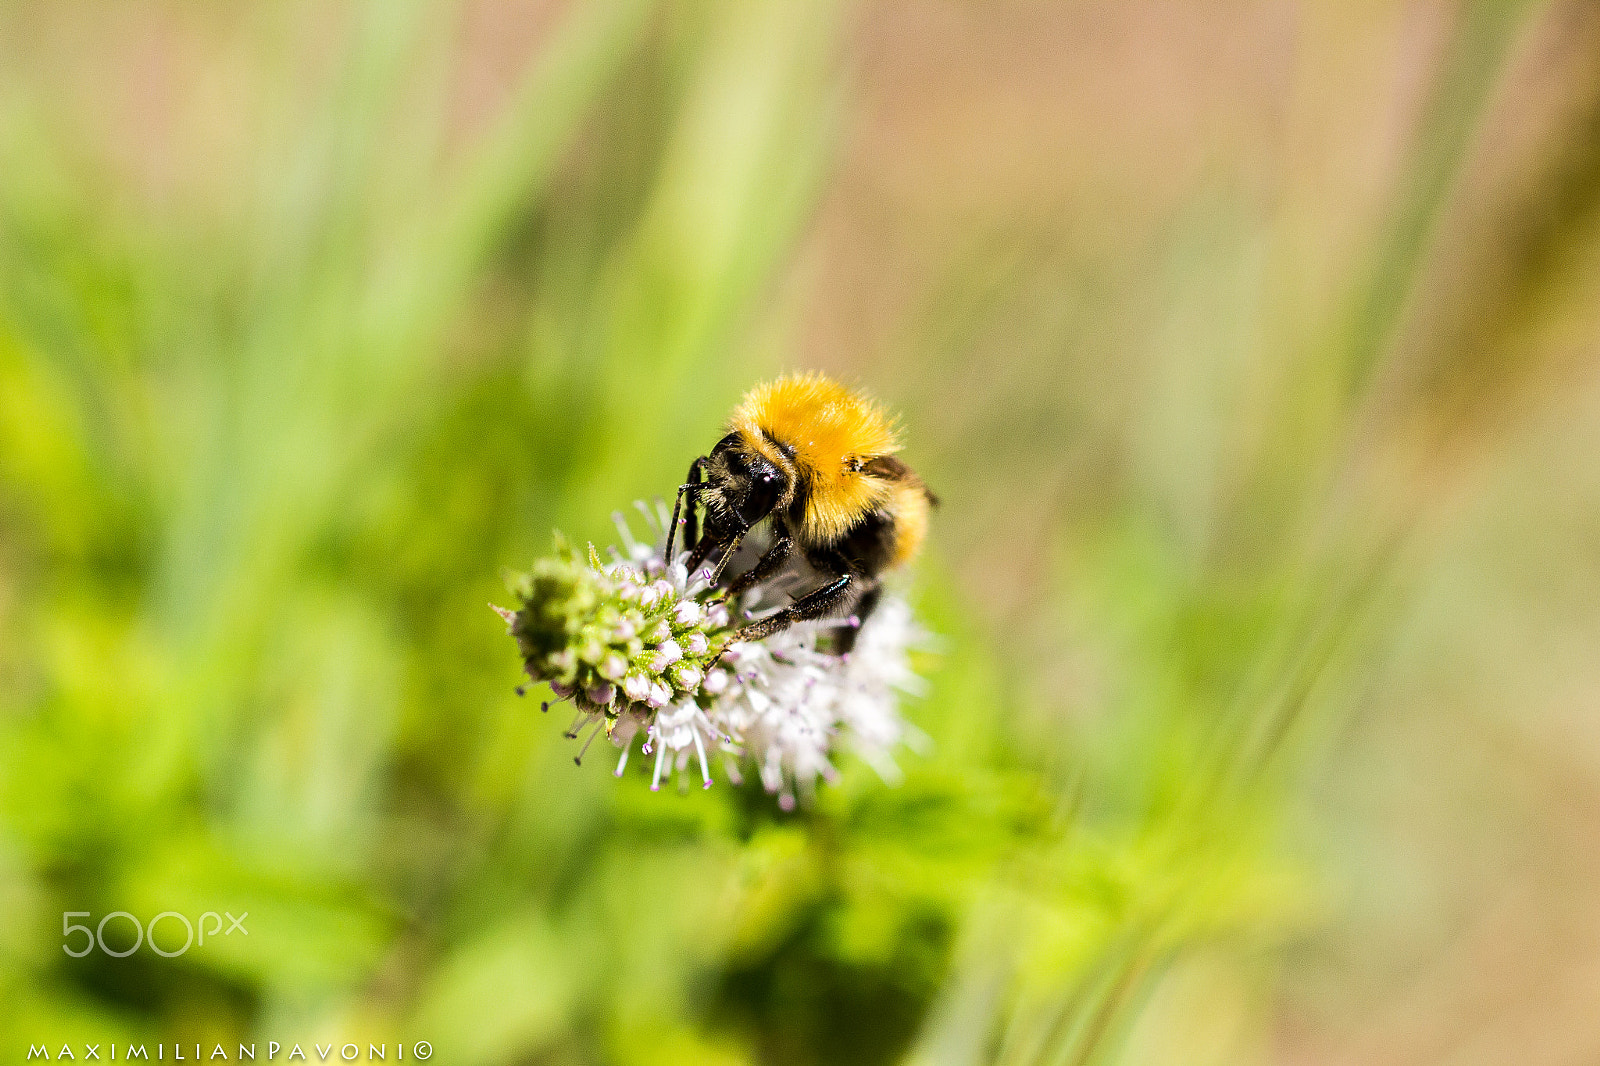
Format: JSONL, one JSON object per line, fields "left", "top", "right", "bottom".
{"left": 664, "top": 457, "right": 706, "bottom": 563}
{"left": 834, "top": 584, "right": 882, "bottom": 654}
{"left": 683, "top": 459, "right": 706, "bottom": 555}
{"left": 734, "top": 571, "right": 853, "bottom": 643}
{"left": 723, "top": 533, "right": 793, "bottom": 599}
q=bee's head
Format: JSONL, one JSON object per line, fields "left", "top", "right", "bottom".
{"left": 699, "top": 432, "right": 788, "bottom": 539}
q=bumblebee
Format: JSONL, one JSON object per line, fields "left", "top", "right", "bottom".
{"left": 665, "top": 372, "right": 936, "bottom": 647}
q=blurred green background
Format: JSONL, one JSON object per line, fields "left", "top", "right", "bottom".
{"left": 4, "top": 0, "right": 1600, "bottom": 1062}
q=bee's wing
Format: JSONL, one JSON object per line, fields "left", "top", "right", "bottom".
{"left": 862, "top": 455, "right": 938, "bottom": 507}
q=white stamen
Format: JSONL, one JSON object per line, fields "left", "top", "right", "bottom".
{"left": 575, "top": 718, "right": 604, "bottom": 765}
{"left": 693, "top": 729, "right": 711, "bottom": 789}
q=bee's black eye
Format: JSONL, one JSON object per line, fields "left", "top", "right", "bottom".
{"left": 740, "top": 459, "right": 784, "bottom": 525}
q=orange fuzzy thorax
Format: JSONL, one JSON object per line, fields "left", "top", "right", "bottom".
{"left": 729, "top": 372, "right": 900, "bottom": 545}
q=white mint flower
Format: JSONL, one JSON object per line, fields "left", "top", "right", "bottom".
{"left": 622, "top": 671, "right": 651, "bottom": 703}
{"left": 643, "top": 699, "right": 724, "bottom": 791}
{"left": 496, "top": 500, "right": 930, "bottom": 804}
{"left": 829, "top": 595, "right": 931, "bottom": 783}
{"left": 649, "top": 638, "right": 683, "bottom": 672}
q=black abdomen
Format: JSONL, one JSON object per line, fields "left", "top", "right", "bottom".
{"left": 823, "top": 508, "right": 897, "bottom": 578}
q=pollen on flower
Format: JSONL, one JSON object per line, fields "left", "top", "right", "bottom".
{"left": 496, "top": 501, "right": 930, "bottom": 806}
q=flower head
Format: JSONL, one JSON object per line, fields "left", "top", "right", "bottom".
{"left": 496, "top": 501, "right": 929, "bottom": 805}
